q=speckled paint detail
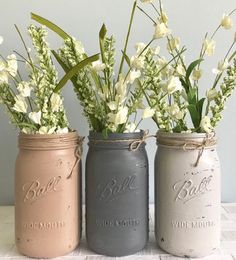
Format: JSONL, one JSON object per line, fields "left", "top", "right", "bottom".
{"left": 155, "top": 132, "right": 221, "bottom": 258}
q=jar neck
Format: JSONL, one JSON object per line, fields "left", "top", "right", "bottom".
{"left": 88, "top": 130, "right": 146, "bottom": 150}
{"left": 156, "top": 131, "right": 217, "bottom": 149}
{"left": 18, "top": 131, "right": 81, "bottom": 151}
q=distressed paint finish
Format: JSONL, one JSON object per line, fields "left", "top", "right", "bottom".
{"left": 155, "top": 132, "right": 221, "bottom": 258}
{"left": 14, "top": 132, "right": 81, "bottom": 258}
{"left": 0, "top": 204, "right": 236, "bottom": 259}
{"left": 85, "top": 131, "right": 149, "bottom": 257}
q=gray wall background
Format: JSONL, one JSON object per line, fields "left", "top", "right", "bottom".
{"left": 0, "top": 0, "right": 236, "bottom": 205}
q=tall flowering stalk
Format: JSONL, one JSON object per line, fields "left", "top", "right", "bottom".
{"left": 138, "top": 0, "right": 236, "bottom": 133}
{"left": 31, "top": 1, "right": 182, "bottom": 135}
{"left": 0, "top": 25, "right": 98, "bottom": 134}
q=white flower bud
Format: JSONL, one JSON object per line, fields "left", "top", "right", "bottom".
{"left": 221, "top": 14, "right": 233, "bottom": 30}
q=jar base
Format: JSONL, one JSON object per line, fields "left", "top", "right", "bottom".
{"left": 157, "top": 242, "right": 219, "bottom": 258}
{"left": 16, "top": 240, "right": 79, "bottom": 259}
{"left": 87, "top": 241, "right": 147, "bottom": 257}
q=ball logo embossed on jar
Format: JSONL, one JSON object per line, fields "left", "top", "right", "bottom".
{"left": 173, "top": 175, "right": 213, "bottom": 203}
{"left": 98, "top": 175, "right": 138, "bottom": 202}
{"left": 23, "top": 176, "right": 62, "bottom": 203}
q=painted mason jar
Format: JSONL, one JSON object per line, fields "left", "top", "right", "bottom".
{"left": 155, "top": 131, "right": 221, "bottom": 258}
{"left": 86, "top": 131, "right": 149, "bottom": 256}
{"left": 15, "top": 132, "right": 82, "bottom": 258}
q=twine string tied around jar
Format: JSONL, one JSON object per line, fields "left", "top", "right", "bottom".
{"left": 129, "top": 130, "right": 157, "bottom": 151}
{"left": 156, "top": 131, "right": 217, "bottom": 167}
{"left": 67, "top": 136, "right": 85, "bottom": 179}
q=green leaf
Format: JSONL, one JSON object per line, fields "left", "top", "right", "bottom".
{"left": 187, "top": 88, "right": 197, "bottom": 104}
{"left": 121, "top": 50, "right": 131, "bottom": 66}
{"left": 188, "top": 104, "right": 200, "bottom": 129}
{"left": 54, "top": 53, "right": 100, "bottom": 93}
{"left": 102, "top": 128, "right": 109, "bottom": 139}
{"left": 186, "top": 59, "right": 203, "bottom": 80}
{"left": 197, "top": 98, "right": 205, "bottom": 119}
{"left": 99, "top": 23, "right": 107, "bottom": 40}
{"left": 31, "top": 13, "right": 70, "bottom": 40}
{"left": 99, "top": 24, "right": 107, "bottom": 64}
{"left": 180, "top": 78, "right": 189, "bottom": 92}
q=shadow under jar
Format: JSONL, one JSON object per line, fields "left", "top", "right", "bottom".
{"left": 15, "top": 132, "right": 82, "bottom": 258}
{"left": 86, "top": 131, "right": 149, "bottom": 257}
{"left": 155, "top": 131, "right": 221, "bottom": 258}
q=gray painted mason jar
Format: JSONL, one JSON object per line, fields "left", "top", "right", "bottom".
{"left": 155, "top": 131, "right": 221, "bottom": 258}
{"left": 86, "top": 131, "right": 149, "bottom": 256}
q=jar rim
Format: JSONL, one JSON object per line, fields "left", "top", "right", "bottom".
{"left": 88, "top": 130, "right": 144, "bottom": 141}
{"left": 18, "top": 131, "right": 81, "bottom": 150}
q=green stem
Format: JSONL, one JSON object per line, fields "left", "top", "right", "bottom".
{"left": 137, "top": 6, "right": 157, "bottom": 24}
{"left": 118, "top": 0, "right": 137, "bottom": 78}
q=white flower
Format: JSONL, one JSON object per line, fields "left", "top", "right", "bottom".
{"left": 192, "top": 69, "right": 202, "bottom": 81}
{"left": 168, "top": 103, "right": 184, "bottom": 120}
{"left": 151, "top": 46, "right": 161, "bottom": 55}
{"left": 107, "top": 101, "right": 118, "bottom": 111}
{"left": 159, "top": 12, "right": 169, "bottom": 25}
{"left": 29, "top": 111, "right": 41, "bottom": 125}
{"left": 200, "top": 116, "right": 214, "bottom": 133}
{"left": 203, "top": 39, "right": 216, "bottom": 56}
{"left": 142, "top": 107, "right": 155, "bottom": 119}
{"left": 13, "top": 95, "right": 28, "bottom": 113}
{"left": 0, "top": 60, "right": 5, "bottom": 72}
{"left": 206, "top": 89, "right": 218, "bottom": 101}
{"left": 221, "top": 14, "right": 233, "bottom": 30}
{"left": 153, "top": 23, "right": 171, "bottom": 39}
{"left": 6, "top": 54, "right": 17, "bottom": 77}
{"left": 0, "top": 36, "right": 3, "bottom": 45}
{"left": 130, "top": 56, "right": 145, "bottom": 70}
{"left": 38, "top": 126, "right": 56, "bottom": 134}
{"left": 50, "top": 93, "right": 63, "bottom": 112}
{"left": 167, "top": 37, "right": 180, "bottom": 52}
{"left": 176, "top": 64, "right": 186, "bottom": 76}
{"left": 135, "top": 42, "right": 148, "bottom": 56}
{"left": 0, "top": 71, "right": 8, "bottom": 84}
{"left": 162, "top": 76, "right": 183, "bottom": 94}
{"left": 140, "top": 0, "right": 154, "bottom": 3}
{"left": 92, "top": 60, "right": 106, "bottom": 71}
{"left": 115, "top": 75, "right": 127, "bottom": 98}
{"left": 57, "top": 127, "right": 69, "bottom": 134}
{"left": 124, "top": 122, "right": 139, "bottom": 133}
{"left": 17, "top": 81, "right": 32, "bottom": 97}
{"left": 108, "top": 106, "right": 129, "bottom": 126}
{"left": 21, "top": 128, "right": 32, "bottom": 134}
{"left": 212, "top": 59, "right": 229, "bottom": 75}
{"left": 126, "top": 70, "right": 141, "bottom": 84}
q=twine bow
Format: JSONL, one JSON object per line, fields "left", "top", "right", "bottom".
{"left": 156, "top": 131, "right": 217, "bottom": 167}
{"left": 129, "top": 130, "right": 156, "bottom": 151}
{"left": 67, "top": 136, "right": 85, "bottom": 179}
{"left": 183, "top": 132, "right": 216, "bottom": 167}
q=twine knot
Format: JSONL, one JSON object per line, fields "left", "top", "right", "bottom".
{"left": 67, "top": 136, "right": 85, "bottom": 179}
{"left": 130, "top": 130, "right": 156, "bottom": 151}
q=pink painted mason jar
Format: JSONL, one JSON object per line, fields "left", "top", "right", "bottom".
{"left": 155, "top": 132, "right": 221, "bottom": 258}
{"left": 15, "top": 132, "right": 82, "bottom": 258}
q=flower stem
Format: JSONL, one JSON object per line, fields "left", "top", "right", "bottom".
{"left": 118, "top": 0, "right": 137, "bottom": 78}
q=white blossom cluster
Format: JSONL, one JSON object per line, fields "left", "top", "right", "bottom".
{"left": 139, "top": 0, "right": 236, "bottom": 134}
{"left": 0, "top": 26, "right": 69, "bottom": 134}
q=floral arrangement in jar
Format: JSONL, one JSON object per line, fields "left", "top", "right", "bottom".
{"left": 137, "top": 0, "right": 236, "bottom": 133}
{"left": 0, "top": 25, "right": 98, "bottom": 134}
{"left": 31, "top": 0, "right": 183, "bottom": 136}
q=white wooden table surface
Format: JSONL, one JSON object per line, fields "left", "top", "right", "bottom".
{"left": 1, "top": 204, "right": 236, "bottom": 260}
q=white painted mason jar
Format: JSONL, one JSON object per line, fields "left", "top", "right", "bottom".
{"left": 155, "top": 131, "right": 221, "bottom": 258}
